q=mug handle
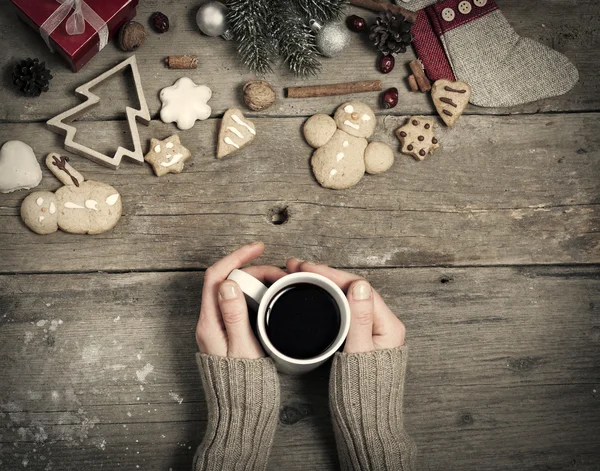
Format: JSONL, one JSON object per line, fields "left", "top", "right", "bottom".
{"left": 227, "top": 269, "right": 268, "bottom": 311}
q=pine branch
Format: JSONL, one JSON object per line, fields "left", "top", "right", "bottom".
{"left": 273, "top": 3, "right": 321, "bottom": 77}
{"left": 227, "top": 0, "right": 277, "bottom": 76}
{"left": 291, "top": 0, "right": 347, "bottom": 23}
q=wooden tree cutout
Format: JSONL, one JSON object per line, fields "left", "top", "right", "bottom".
{"left": 47, "top": 55, "right": 151, "bottom": 170}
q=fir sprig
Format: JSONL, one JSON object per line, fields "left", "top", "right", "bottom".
{"left": 291, "top": 0, "right": 347, "bottom": 23}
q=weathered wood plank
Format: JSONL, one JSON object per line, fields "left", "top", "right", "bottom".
{"left": 0, "top": 0, "right": 596, "bottom": 123}
{"left": 1, "top": 266, "right": 599, "bottom": 470}
{"left": 0, "top": 113, "right": 598, "bottom": 272}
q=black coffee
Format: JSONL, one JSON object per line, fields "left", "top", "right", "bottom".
{"left": 265, "top": 283, "right": 341, "bottom": 360}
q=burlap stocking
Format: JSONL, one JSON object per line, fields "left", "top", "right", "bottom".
{"left": 397, "top": 0, "right": 579, "bottom": 107}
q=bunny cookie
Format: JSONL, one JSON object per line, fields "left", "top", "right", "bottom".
{"left": 21, "top": 153, "right": 122, "bottom": 235}
{"left": 304, "top": 101, "right": 394, "bottom": 190}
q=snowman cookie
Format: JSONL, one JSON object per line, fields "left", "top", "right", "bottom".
{"left": 304, "top": 101, "right": 394, "bottom": 190}
{"left": 21, "top": 154, "right": 122, "bottom": 235}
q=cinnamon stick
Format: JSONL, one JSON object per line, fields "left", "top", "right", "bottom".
{"left": 349, "top": 0, "right": 418, "bottom": 24}
{"left": 287, "top": 80, "right": 382, "bottom": 99}
{"left": 409, "top": 59, "right": 431, "bottom": 92}
{"left": 165, "top": 55, "right": 198, "bottom": 69}
{"left": 407, "top": 74, "right": 419, "bottom": 92}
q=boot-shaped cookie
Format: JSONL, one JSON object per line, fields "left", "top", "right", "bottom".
{"left": 407, "top": 0, "right": 579, "bottom": 107}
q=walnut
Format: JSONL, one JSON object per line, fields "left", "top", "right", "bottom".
{"left": 118, "top": 21, "right": 147, "bottom": 52}
{"left": 243, "top": 80, "right": 276, "bottom": 111}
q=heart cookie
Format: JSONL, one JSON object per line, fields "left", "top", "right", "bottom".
{"left": 0, "top": 141, "right": 42, "bottom": 193}
{"left": 431, "top": 80, "right": 471, "bottom": 127}
{"left": 217, "top": 108, "right": 256, "bottom": 158}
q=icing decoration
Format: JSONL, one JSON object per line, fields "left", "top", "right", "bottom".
{"left": 51, "top": 155, "right": 80, "bottom": 187}
{"left": 344, "top": 120, "right": 360, "bottom": 130}
{"left": 106, "top": 194, "right": 120, "bottom": 206}
{"left": 227, "top": 126, "right": 244, "bottom": 138}
{"left": 336, "top": 152, "right": 344, "bottom": 162}
{"left": 344, "top": 105, "right": 354, "bottom": 113}
{"left": 160, "top": 154, "right": 184, "bottom": 167}
{"left": 85, "top": 200, "right": 99, "bottom": 211}
{"left": 49, "top": 202, "right": 56, "bottom": 214}
{"left": 0, "top": 140, "right": 43, "bottom": 194}
{"left": 154, "top": 145, "right": 161, "bottom": 153}
{"left": 166, "top": 142, "right": 174, "bottom": 149}
{"left": 362, "top": 114, "right": 371, "bottom": 121}
{"left": 224, "top": 137, "right": 240, "bottom": 149}
{"left": 232, "top": 115, "right": 256, "bottom": 135}
{"left": 343, "top": 141, "right": 349, "bottom": 147}
{"left": 144, "top": 134, "right": 192, "bottom": 177}
{"left": 39, "top": 216, "right": 45, "bottom": 222}
{"left": 65, "top": 202, "right": 85, "bottom": 209}
{"left": 330, "top": 169, "right": 338, "bottom": 176}
{"left": 159, "top": 77, "right": 212, "bottom": 130}
{"left": 36, "top": 197, "right": 44, "bottom": 206}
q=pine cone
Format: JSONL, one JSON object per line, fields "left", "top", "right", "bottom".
{"left": 12, "top": 58, "right": 53, "bottom": 97}
{"left": 369, "top": 10, "right": 412, "bottom": 56}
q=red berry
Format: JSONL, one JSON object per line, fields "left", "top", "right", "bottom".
{"left": 151, "top": 12, "right": 169, "bottom": 33}
{"left": 379, "top": 54, "right": 395, "bottom": 74}
{"left": 382, "top": 88, "right": 399, "bottom": 109}
{"left": 346, "top": 15, "right": 366, "bottom": 33}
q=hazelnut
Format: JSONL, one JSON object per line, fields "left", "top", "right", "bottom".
{"left": 118, "top": 21, "right": 147, "bottom": 52}
{"left": 243, "top": 80, "right": 276, "bottom": 111}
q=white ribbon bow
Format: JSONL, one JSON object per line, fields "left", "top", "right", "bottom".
{"left": 40, "top": 0, "right": 108, "bottom": 53}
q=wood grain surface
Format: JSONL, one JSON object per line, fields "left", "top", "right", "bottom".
{"left": 1, "top": 0, "right": 599, "bottom": 469}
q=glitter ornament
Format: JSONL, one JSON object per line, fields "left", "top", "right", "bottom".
{"left": 310, "top": 20, "right": 350, "bottom": 58}
{"left": 196, "top": 1, "right": 233, "bottom": 40}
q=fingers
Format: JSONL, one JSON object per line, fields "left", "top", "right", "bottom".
{"left": 217, "top": 280, "right": 264, "bottom": 359}
{"left": 286, "top": 258, "right": 360, "bottom": 291}
{"left": 344, "top": 280, "right": 375, "bottom": 353}
{"left": 242, "top": 265, "right": 287, "bottom": 284}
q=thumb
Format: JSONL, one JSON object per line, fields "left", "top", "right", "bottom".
{"left": 344, "top": 280, "right": 375, "bottom": 353}
{"left": 218, "top": 280, "right": 264, "bottom": 359}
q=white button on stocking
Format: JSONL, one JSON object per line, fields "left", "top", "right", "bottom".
{"left": 458, "top": 1, "right": 472, "bottom": 14}
{"left": 473, "top": 0, "right": 487, "bottom": 6}
{"left": 441, "top": 7, "right": 455, "bottom": 21}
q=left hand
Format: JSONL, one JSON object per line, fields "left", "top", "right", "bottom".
{"left": 196, "top": 242, "right": 286, "bottom": 359}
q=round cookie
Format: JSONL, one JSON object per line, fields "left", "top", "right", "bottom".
{"left": 21, "top": 191, "right": 59, "bottom": 235}
{"left": 303, "top": 114, "right": 337, "bottom": 148}
{"left": 56, "top": 181, "right": 122, "bottom": 235}
{"left": 311, "top": 130, "right": 367, "bottom": 190}
{"left": 333, "top": 101, "right": 376, "bottom": 138}
{"left": 364, "top": 142, "right": 394, "bottom": 175}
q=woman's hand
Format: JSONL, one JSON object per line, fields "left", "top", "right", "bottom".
{"left": 197, "top": 242, "right": 286, "bottom": 359}
{"left": 287, "top": 259, "right": 405, "bottom": 353}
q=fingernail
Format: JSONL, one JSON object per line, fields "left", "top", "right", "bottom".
{"left": 352, "top": 280, "right": 372, "bottom": 300}
{"left": 293, "top": 257, "right": 304, "bottom": 263}
{"left": 250, "top": 241, "right": 262, "bottom": 246}
{"left": 219, "top": 281, "right": 239, "bottom": 300}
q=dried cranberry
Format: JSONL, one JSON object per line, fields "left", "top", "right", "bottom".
{"left": 379, "top": 54, "right": 395, "bottom": 74}
{"left": 150, "top": 12, "right": 169, "bottom": 34}
{"left": 381, "top": 88, "right": 399, "bottom": 109}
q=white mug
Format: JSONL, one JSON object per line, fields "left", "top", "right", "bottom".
{"left": 227, "top": 269, "right": 351, "bottom": 374}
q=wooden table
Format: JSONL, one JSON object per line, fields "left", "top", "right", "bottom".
{"left": 1, "top": 1, "right": 599, "bottom": 469}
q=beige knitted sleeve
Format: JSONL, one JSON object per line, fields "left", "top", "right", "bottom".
{"left": 193, "top": 354, "right": 280, "bottom": 471}
{"left": 329, "top": 346, "right": 417, "bottom": 471}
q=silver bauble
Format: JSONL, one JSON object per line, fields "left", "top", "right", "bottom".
{"left": 310, "top": 20, "right": 351, "bottom": 58}
{"left": 196, "top": 1, "right": 232, "bottom": 39}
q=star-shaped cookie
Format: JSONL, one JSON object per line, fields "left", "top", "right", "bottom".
{"left": 159, "top": 77, "right": 212, "bottom": 130}
{"left": 144, "top": 135, "right": 191, "bottom": 177}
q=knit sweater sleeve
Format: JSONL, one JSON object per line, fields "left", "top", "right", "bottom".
{"left": 329, "top": 346, "right": 417, "bottom": 471}
{"left": 193, "top": 353, "right": 280, "bottom": 471}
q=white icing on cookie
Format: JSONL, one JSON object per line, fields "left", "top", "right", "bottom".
{"left": 344, "top": 120, "right": 360, "bottom": 130}
{"left": 330, "top": 169, "right": 337, "bottom": 177}
{"left": 85, "top": 200, "right": 99, "bottom": 211}
{"left": 232, "top": 115, "right": 256, "bottom": 135}
{"left": 49, "top": 202, "right": 56, "bottom": 214}
{"left": 166, "top": 142, "right": 174, "bottom": 149}
{"left": 160, "top": 154, "right": 184, "bottom": 168}
{"left": 106, "top": 194, "right": 120, "bottom": 206}
{"left": 362, "top": 114, "right": 371, "bottom": 121}
{"left": 154, "top": 145, "right": 161, "bottom": 153}
{"left": 65, "top": 202, "right": 84, "bottom": 209}
{"left": 343, "top": 141, "right": 349, "bottom": 148}
{"left": 336, "top": 152, "right": 344, "bottom": 162}
{"left": 224, "top": 137, "right": 240, "bottom": 149}
{"left": 344, "top": 105, "right": 354, "bottom": 113}
{"left": 36, "top": 197, "right": 44, "bottom": 206}
{"left": 39, "top": 215, "right": 45, "bottom": 222}
{"left": 227, "top": 126, "right": 244, "bottom": 138}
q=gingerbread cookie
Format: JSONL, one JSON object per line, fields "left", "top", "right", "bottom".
{"left": 431, "top": 79, "right": 471, "bottom": 127}
{"left": 159, "top": 77, "right": 212, "bottom": 130}
{"left": 144, "top": 135, "right": 191, "bottom": 176}
{"left": 217, "top": 108, "right": 256, "bottom": 158}
{"left": 46, "top": 153, "right": 84, "bottom": 187}
{"left": 21, "top": 158, "right": 122, "bottom": 235}
{"left": 395, "top": 117, "right": 440, "bottom": 161}
{"left": 0, "top": 140, "right": 42, "bottom": 193}
{"left": 304, "top": 101, "right": 394, "bottom": 190}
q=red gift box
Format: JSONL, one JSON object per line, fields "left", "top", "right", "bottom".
{"left": 11, "top": 0, "right": 138, "bottom": 72}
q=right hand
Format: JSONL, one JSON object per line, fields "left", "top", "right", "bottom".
{"left": 286, "top": 259, "right": 406, "bottom": 354}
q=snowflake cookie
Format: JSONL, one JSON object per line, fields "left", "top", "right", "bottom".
{"left": 159, "top": 77, "right": 212, "bottom": 130}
